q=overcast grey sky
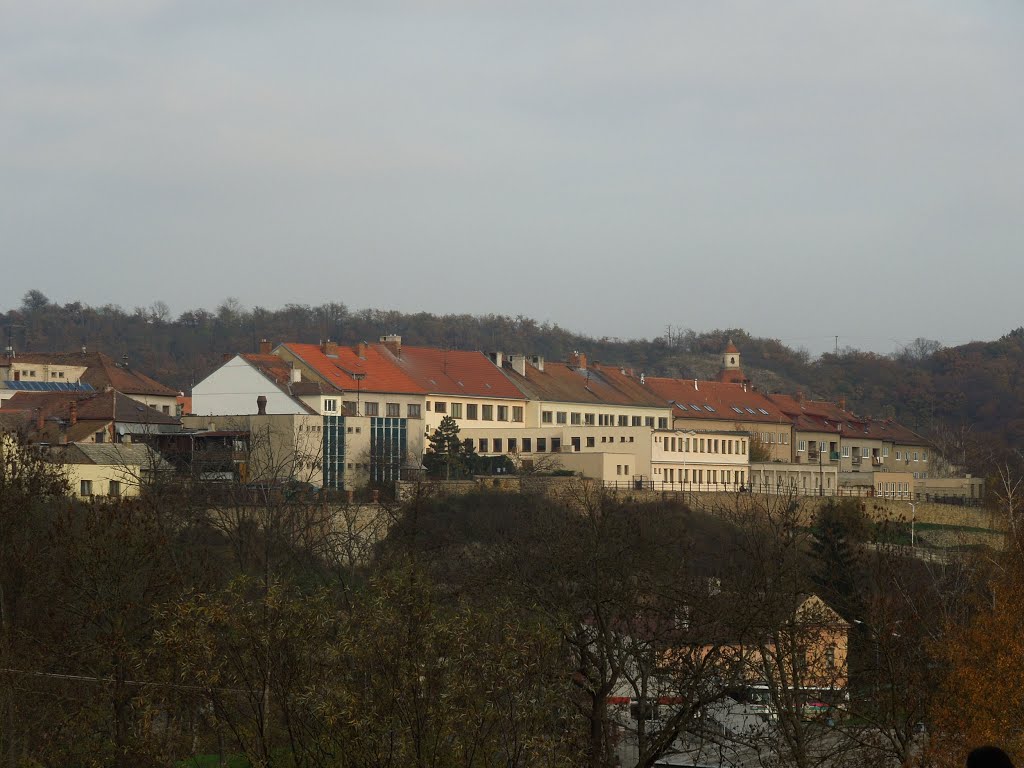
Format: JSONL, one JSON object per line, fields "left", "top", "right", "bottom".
{"left": 3, "top": 1, "right": 1022, "bottom": 354}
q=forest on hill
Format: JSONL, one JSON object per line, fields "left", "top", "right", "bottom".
{"left": 5, "top": 290, "right": 1023, "bottom": 471}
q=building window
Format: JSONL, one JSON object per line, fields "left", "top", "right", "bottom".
{"left": 512, "top": 406, "right": 523, "bottom": 422}
{"left": 449, "top": 402, "right": 462, "bottom": 419}
{"left": 408, "top": 404, "right": 422, "bottom": 418}
{"left": 658, "top": 417, "right": 668, "bottom": 429}
{"left": 479, "top": 438, "right": 489, "bottom": 453}
{"left": 551, "top": 438, "right": 561, "bottom": 452}
{"left": 895, "top": 450, "right": 901, "bottom": 460}
{"left": 108, "top": 480, "right": 121, "bottom": 497}
{"left": 434, "top": 401, "right": 447, "bottom": 414}
{"left": 843, "top": 446, "right": 850, "bottom": 458}
{"left": 618, "top": 415, "right": 629, "bottom": 426}
{"left": 482, "top": 404, "right": 494, "bottom": 421}
{"left": 632, "top": 416, "right": 641, "bottom": 426}
{"left": 617, "top": 465, "right": 622, "bottom": 476}
{"left": 95, "top": 431, "right": 105, "bottom": 444}
{"left": 585, "top": 413, "right": 596, "bottom": 426}
{"left": 493, "top": 438, "right": 503, "bottom": 453}
{"left": 644, "top": 417, "right": 654, "bottom": 427}
{"left": 162, "top": 405, "right": 170, "bottom": 414}
{"left": 386, "top": 402, "right": 401, "bottom": 417}
{"left": 522, "top": 437, "right": 532, "bottom": 452}
{"left": 80, "top": 480, "right": 93, "bottom": 496}
{"left": 426, "top": 401, "right": 431, "bottom": 411}
{"left": 542, "top": 410, "right": 553, "bottom": 424}
{"left": 537, "top": 438, "right": 547, "bottom": 452}
{"left": 923, "top": 451, "right": 928, "bottom": 461}
{"left": 798, "top": 440, "right": 806, "bottom": 452}
{"left": 914, "top": 451, "right": 919, "bottom": 461}
{"left": 497, "top": 405, "right": 509, "bottom": 421}
{"left": 571, "top": 412, "right": 582, "bottom": 425}
{"left": 466, "top": 403, "right": 478, "bottom": 420}
{"left": 364, "top": 402, "right": 379, "bottom": 417}
{"left": 323, "top": 399, "right": 337, "bottom": 412}
{"left": 882, "top": 446, "right": 889, "bottom": 457}
{"left": 556, "top": 411, "right": 567, "bottom": 424}
{"left": 507, "top": 437, "right": 517, "bottom": 453}
{"left": 586, "top": 437, "right": 595, "bottom": 447}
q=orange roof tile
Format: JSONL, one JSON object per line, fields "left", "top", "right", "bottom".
{"left": 280, "top": 343, "right": 426, "bottom": 395}
{"left": 380, "top": 346, "right": 526, "bottom": 399}
{"left": 642, "top": 377, "right": 787, "bottom": 423}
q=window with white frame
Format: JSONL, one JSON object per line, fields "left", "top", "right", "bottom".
{"left": 798, "top": 440, "right": 806, "bottom": 452}
{"left": 842, "top": 446, "right": 850, "bottom": 457}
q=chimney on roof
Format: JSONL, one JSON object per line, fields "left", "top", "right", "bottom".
{"left": 528, "top": 354, "right": 544, "bottom": 372}
{"left": 380, "top": 334, "right": 402, "bottom": 357}
{"left": 290, "top": 366, "right": 301, "bottom": 384}
{"left": 839, "top": 397, "right": 847, "bottom": 411}
{"left": 70, "top": 400, "right": 77, "bottom": 426}
{"left": 257, "top": 395, "right": 268, "bottom": 416}
{"left": 488, "top": 351, "right": 504, "bottom": 368}
{"left": 357, "top": 341, "right": 367, "bottom": 359}
{"left": 509, "top": 354, "right": 527, "bottom": 376}
{"left": 577, "top": 352, "right": 587, "bottom": 370}
{"left": 259, "top": 339, "right": 272, "bottom": 355}
{"left": 322, "top": 340, "right": 338, "bottom": 356}
{"left": 795, "top": 390, "right": 804, "bottom": 402}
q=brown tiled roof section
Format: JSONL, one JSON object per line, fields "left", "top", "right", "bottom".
{"left": 499, "top": 360, "right": 667, "bottom": 408}
{"left": 3, "top": 351, "right": 178, "bottom": 396}
{"left": 765, "top": 393, "right": 928, "bottom": 445}
{"left": 380, "top": 346, "right": 525, "bottom": 399}
{"left": 1, "top": 391, "right": 179, "bottom": 425}
{"left": 281, "top": 344, "right": 425, "bottom": 395}
{"left": 642, "top": 377, "right": 786, "bottom": 423}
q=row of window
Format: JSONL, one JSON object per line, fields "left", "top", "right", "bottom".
{"left": 656, "top": 435, "right": 747, "bottom": 455}
{"left": 653, "top": 467, "right": 747, "bottom": 485}
{"left": 322, "top": 399, "right": 422, "bottom": 418}
{"left": 79, "top": 480, "right": 121, "bottom": 496}
{"left": 757, "top": 432, "right": 790, "bottom": 445}
{"left": 476, "top": 436, "right": 560, "bottom": 454}
{"left": 541, "top": 411, "right": 670, "bottom": 429}
{"left": 432, "top": 401, "right": 523, "bottom": 422}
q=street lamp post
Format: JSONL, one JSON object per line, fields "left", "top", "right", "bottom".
{"left": 906, "top": 501, "right": 916, "bottom": 548}
{"left": 351, "top": 372, "right": 366, "bottom": 416}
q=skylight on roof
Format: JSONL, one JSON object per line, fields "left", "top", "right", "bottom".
{"left": 704, "top": 405, "right": 715, "bottom": 413}
{"left": 690, "top": 403, "right": 702, "bottom": 411}
{"left": 731, "top": 406, "right": 743, "bottom": 414}
{"left": 745, "top": 407, "right": 756, "bottom": 414}
{"left": 758, "top": 408, "right": 770, "bottom": 415}
{"left": 677, "top": 403, "right": 688, "bottom": 410}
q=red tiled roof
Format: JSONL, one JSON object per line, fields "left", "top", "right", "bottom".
{"left": 280, "top": 343, "right": 426, "bottom": 395}
{"left": 724, "top": 340, "right": 740, "bottom": 354}
{"left": 642, "top": 377, "right": 787, "bottom": 424}
{"left": 381, "top": 346, "right": 526, "bottom": 399}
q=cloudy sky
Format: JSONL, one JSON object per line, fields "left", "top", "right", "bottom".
{"left": 2, "top": 1, "right": 1022, "bottom": 354}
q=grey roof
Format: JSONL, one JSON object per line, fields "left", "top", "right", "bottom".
{"left": 61, "top": 443, "right": 173, "bottom": 470}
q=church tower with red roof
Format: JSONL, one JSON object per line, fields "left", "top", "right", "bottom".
{"left": 716, "top": 339, "right": 748, "bottom": 384}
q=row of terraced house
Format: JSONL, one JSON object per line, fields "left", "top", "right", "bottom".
{"left": 0, "top": 339, "right": 983, "bottom": 501}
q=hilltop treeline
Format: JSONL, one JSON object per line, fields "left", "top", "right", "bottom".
{"left": 5, "top": 290, "right": 1024, "bottom": 470}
